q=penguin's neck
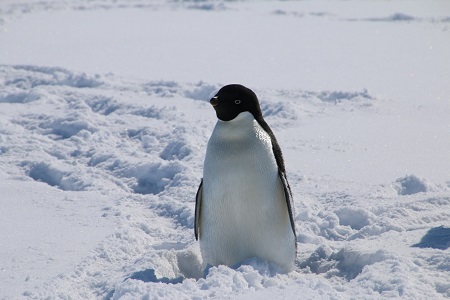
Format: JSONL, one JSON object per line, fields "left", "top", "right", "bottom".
{"left": 213, "top": 112, "right": 257, "bottom": 140}
{"left": 209, "top": 111, "right": 271, "bottom": 149}
{"left": 205, "top": 111, "right": 276, "bottom": 178}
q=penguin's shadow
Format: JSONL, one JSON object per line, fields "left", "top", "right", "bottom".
{"left": 127, "top": 268, "right": 184, "bottom": 284}
{"left": 127, "top": 257, "right": 283, "bottom": 286}
{"left": 103, "top": 269, "right": 184, "bottom": 299}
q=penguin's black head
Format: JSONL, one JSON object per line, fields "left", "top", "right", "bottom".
{"left": 210, "top": 84, "right": 262, "bottom": 121}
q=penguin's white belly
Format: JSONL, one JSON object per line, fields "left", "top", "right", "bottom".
{"left": 200, "top": 113, "right": 295, "bottom": 272}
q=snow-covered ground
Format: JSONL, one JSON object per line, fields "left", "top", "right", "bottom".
{"left": 1, "top": 0, "right": 449, "bottom": 299}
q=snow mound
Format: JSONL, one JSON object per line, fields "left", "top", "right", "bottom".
{"left": 86, "top": 96, "right": 122, "bottom": 116}
{"left": 143, "top": 80, "right": 219, "bottom": 101}
{"left": 313, "top": 89, "right": 373, "bottom": 104}
{"left": 275, "top": 88, "right": 374, "bottom": 105}
{"left": 124, "top": 162, "right": 184, "bottom": 195}
{"left": 300, "top": 245, "right": 387, "bottom": 280}
{"left": 160, "top": 140, "right": 191, "bottom": 161}
{"left": 23, "top": 161, "right": 92, "bottom": 191}
{"left": 0, "top": 65, "right": 103, "bottom": 89}
{"left": 43, "top": 114, "right": 97, "bottom": 140}
{"left": 183, "top": 81, "right": 219, "bottom": 101}
{"left": 393, "top": 175, "right": 437, "bottom": 195}
{"left": 366, "top": 13, "right": 418, "bottom": 22}
{"left": 0, "top": 87, "right": 41, "bottom": 103}
{"left": 260, "top": 101, "right": 297, "bottom": 120}
{"left": 335, "top": 207, "right": 373, "bottom": 230}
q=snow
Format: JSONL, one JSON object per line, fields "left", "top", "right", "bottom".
{"left": 0, "top": 0, "right": 449, "bottom": 299}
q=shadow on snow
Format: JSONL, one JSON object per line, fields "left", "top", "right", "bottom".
{"left": 128, "top": 268, "right": 184, "bottom": 284}
{"left": 412, "top": 226, "right": 450, "bottom": 250}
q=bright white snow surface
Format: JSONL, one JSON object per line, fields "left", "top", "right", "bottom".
{"left": 1, "top": 0, "right": 450, "bottom": 299}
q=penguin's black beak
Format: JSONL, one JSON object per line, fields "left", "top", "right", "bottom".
{"left": 210, "top": 96, "right": 221, "bottom": 107}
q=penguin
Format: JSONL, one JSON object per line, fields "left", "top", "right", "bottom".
{"left": 195, "top": 84, "right": 297, "bottom": 273}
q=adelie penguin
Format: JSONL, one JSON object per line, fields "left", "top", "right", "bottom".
{"left": 195, "top": 84, "right": 297, "bottom": 273}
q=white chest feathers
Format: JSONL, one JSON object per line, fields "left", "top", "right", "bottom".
{"left": 199, "top": 112, "right": 296, "bottom": 272}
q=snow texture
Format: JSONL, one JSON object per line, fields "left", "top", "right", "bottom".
{"left": 0, "top": 0, "right": 449, "bottom": 299}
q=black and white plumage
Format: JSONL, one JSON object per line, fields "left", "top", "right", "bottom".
{"left": 195, "top": 84, "right": 296, "bottom": 272}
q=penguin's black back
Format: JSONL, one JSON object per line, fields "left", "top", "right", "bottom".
{"left": 254, "top": 116, "right": 287, "bottom": 174}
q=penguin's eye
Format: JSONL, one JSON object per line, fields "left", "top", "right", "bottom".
{"left": 234, "top": 100, "right": 241, "bottom": 105}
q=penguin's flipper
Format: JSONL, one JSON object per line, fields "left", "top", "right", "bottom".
{"left": 278, "top": 170, "right": 296, "bottom": 238}
{"left": 194, "top": 179, "right": 203, "bottom": 241}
